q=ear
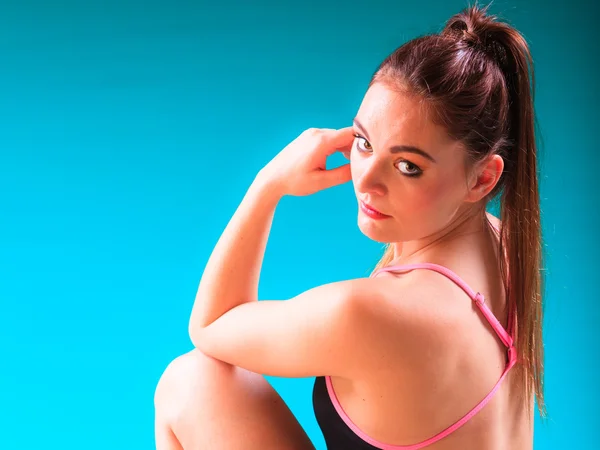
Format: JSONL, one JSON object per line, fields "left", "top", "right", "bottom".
{"left": 465, "top": 154, "right": 504, "bottom": 203}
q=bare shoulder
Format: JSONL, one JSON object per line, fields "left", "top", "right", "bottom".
{"left": 192, "top": 269, "right": 474, "bottom": 380}
{"left": 346, "top": 270, "right": 467, "bottom": 366}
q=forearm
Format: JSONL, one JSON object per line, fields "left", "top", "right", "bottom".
{"left": 189, "top": 171, "right": 282, "bottom": 339}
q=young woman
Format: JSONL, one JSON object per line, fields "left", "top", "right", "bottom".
{"left": 154, "top": 4, "right": 545, "bottom": 449}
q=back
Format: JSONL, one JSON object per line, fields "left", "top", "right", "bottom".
{"left": 313, "top": 214, "right": 533, "bottom": 449}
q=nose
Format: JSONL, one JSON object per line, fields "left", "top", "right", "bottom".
{"left": 354, "top": 157, "right": 387, "bottom": 197}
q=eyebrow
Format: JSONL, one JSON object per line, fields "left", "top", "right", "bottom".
{"left": 352, "top": 118, "right": 437, "bottom": 163}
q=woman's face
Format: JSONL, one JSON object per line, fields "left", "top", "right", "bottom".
{"left": 350, "top": 82, "right": 474, "bottom": 244}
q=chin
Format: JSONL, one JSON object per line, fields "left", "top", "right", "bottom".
{"left": 357, "top": 215, "right": 397, "bottom": 243}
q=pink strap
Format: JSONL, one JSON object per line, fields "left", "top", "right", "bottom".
{"left": 326, "top": 350, "right": 517, "bottom": 449}
{"left": 373, "top": 263, "right": 514, "bottom": 348}
{"left": 323, "top": 256, "right": 519, "bottom": 449}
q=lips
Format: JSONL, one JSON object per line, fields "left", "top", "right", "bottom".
{"left": 362, "top": 201, "right": 385, "bottom": 215}
{"left": 359, "top": 200, "right": 390, "bottom": 219}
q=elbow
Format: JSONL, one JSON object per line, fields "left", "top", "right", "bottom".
{"left": 188, "top": 320, "right": 205, "bottom": 350}
{"left": 188, "top": 305, "right": 209, "bottom": 349}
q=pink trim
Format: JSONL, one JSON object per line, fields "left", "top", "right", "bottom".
{"left": 373, "top": 263, "right": 514, "bottom": 348}
{"left": 324, "top": 236, "right": 518, "bottom": 449}
{"left": 326, "top": 354, "right": 516, "bottom": 449}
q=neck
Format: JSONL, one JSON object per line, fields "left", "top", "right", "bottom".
{"left": 390, "top": 204, "right": 488, "bottom": 265}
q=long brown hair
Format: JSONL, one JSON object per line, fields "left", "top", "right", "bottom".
{"left": 370, "top": 3, "right": 545, "bottom": 417}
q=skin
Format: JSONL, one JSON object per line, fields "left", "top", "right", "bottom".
{"left": 154, "top": 82, "right": 534, "bottom": 449}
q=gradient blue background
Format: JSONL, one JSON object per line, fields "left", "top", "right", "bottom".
{"left": 0, "top": 0, "right": 597, "bottom": 448}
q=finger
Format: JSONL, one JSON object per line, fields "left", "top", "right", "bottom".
{"left": 337, "top": 143, "right": 352, "bottom": 160}
{"left": 317, "top": 163, "right": 352, "bottom": 190}
{"left": 321, "top": 127, "right": 355, "bottom": 156}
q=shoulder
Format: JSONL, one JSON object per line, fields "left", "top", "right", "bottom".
{"left": 192, "top": 268, "right": 470, "bottom": 379}
{"left": 334, "top": 271, "right": 466, "bottom": 368}
{"left": 347, "top": 268, "right": 466, "bottom": 323}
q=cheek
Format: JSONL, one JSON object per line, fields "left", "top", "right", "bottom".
{"left": 394, "top": 179, "right": 456, "bottom": 228}
{"left": 418, "top": 178, "right": 464, "bottom": 228}
{"left": 422, "top": 180, "right": 451, "bottom": 209}
{"left": 398, "top": 182, "right": 439, "bottom": 213}
{"left": 350, "top": 156, "right": 363, "bottom": 185}
{"left": 350, "top": 160, "right": 358, "bottom": 180}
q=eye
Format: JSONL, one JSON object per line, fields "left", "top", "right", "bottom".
{"left": 353, "top": 134, "right": 372, "bottom": 152}
{"left": 397, "top": 160, "right": 422, "bottom": 177}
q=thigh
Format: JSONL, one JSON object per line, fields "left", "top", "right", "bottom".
{"left": 155, "top": 349, "right": 315, "bottom": 450}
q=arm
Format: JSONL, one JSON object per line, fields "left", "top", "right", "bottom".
{"left": 195, "top": 278, "right": 382, "bottom": 378}
{"left": 188, "top": 174, "right": 279, "bottom": 333}
{"left": 189, "top": 127, "right": 353, "bottom": 336}
{"left": 193, "top": 270, "right": 451, "bottom": 379}
{"left": 189, "top": 127, "right": 383, "bottom": 378}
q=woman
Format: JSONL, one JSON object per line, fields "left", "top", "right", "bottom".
{"left": 154, "top": 4, "right": 545, "bottom": 449}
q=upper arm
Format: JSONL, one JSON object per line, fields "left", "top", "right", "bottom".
{"left": 190, "top": 275, "right": 448, "bottom": 379}
{"left": 191, "top": 278, "right": 390, "bottom": 378}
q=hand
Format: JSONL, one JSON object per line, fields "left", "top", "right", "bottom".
{"left": 258, "top": 127, "right": 354, "bottom": 197}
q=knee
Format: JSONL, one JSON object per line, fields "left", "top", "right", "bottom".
{"left": 155, "top": 349, "right": 232, "bottom": 410}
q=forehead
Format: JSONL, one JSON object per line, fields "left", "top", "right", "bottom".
{"left": 356, "top": 83, "right": 460, "bottom": 154}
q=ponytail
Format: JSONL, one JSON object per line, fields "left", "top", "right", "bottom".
{"left": 494, "top": 20, "right": 546, "bottom": 417}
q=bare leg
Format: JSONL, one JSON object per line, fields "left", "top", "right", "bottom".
{"left": 154, "top": 348, "right": 315, "bottom": 450}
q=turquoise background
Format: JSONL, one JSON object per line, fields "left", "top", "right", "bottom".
{"left": 0, "top": 0, "right": 597, "bottom": 448}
